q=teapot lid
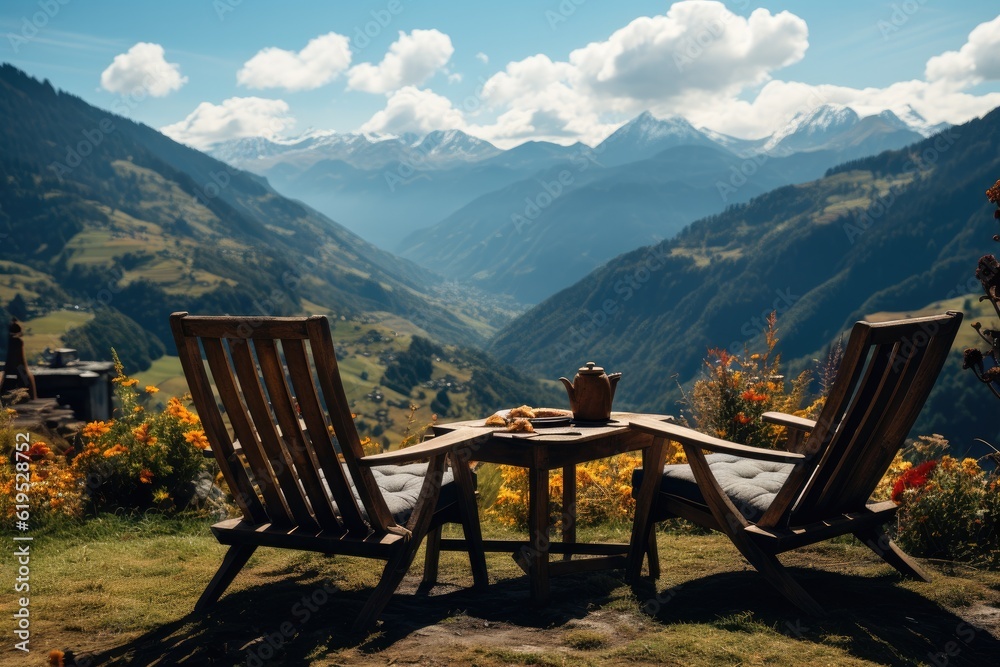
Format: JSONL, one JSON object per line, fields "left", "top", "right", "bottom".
{"left": 578, "top": 361, "right": 604, "bottom": 375}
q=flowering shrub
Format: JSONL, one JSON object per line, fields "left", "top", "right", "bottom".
{"left": 688, "top": 312, "right": 816, "bottom": 449}
{"left": 70, "top": 351, "right": 211, "bottom": 513}
{"left": 0, "top": 406, "right": 84, "bottom": 523}
{"left": 889, "top": 454, "right": 1000, "bottom": 567}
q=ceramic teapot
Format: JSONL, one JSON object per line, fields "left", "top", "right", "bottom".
{"left": 559, "top": 361, "right": 622, "bottom": 422}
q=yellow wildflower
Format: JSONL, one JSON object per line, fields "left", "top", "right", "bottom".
{"left": 961, "top": 457, "right": 981, "bottom": 476}
{"left": 145, "top": 385, "right": 160, "bottom": 394}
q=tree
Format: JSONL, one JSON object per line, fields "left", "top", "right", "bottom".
{"left": 6, "top": 293, "right": 28, "bottom": 320}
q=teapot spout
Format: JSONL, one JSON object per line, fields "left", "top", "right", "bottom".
{"left": 558, "top": 377, "right": 576, "bottom": 410}
{"left": 608, "top": 372, "right": 622, "bottom": 401}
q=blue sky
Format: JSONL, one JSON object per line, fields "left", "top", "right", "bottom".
{"left": 3, "top": 1, "right": 1000, "bottom": 148}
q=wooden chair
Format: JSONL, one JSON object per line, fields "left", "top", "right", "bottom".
{"left": 627, "top": 311, "right": 963, "bottom": 615}
{"left": 170, "top": 312, "right": 493, "bottom": 632}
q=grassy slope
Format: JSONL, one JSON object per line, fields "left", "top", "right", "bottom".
{"left": 5, "top": 516, "right": 999, "bottom": 666}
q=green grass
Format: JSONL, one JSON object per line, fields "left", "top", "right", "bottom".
{"left": 20, "top": 309, "right": 94, "bottom": 354}
{"left": 4, "top": 516, "right": 998, "bottom": 666}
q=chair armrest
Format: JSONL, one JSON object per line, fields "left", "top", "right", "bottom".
{"left": 358, "top": 427, "right": 494, "bottom": 466}
{"left": 628, "top": 416, "right": 807, "bottom": 464}
{"left": 761, "top": 411, "right": 816, "bottom": 433}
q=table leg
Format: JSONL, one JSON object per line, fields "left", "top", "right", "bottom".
{"left": 562, "top": 464, "right": 576, "bottom": 561}
{"left": 528, "top": 466, "right": 550, "bottom": 605}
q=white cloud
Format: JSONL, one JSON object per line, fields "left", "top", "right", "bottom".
{"left": 476, "top": 52, "right": 489, "bottom": 64}
{"left": 237, "top": 33, "right": 351, "bottom": 91}
{"left": 926, "top": 15, "right": 1000, "bottom": 89}
{"left": 466, "top": 2, "right": 808, "bottom": 144}
{"left": 359, "top": 86, "right": 465, "bottom": 135}
{"left": 360, "top": 8, "right": 1000, "bottom": 147}
{"left": 100, "top": 42, "right": 187, "bottom": 97}
{"left": 161, "top": 97, "right": 294, "bottom": 150}
{"left": 448, "top": 72, "right": 462, "bottom": 84}
{"left": 692, "top": 15, "right": 1000, "bottom": 138}
{"left": 569, "top": 2, "right": 808, "bottom": 110}
{"left": 348, "top": 29, "right": 453, "bottom": 93}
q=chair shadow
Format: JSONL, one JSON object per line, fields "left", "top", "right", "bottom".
{"left": 73, "top": 563, "right": 998, "bottom": 666}
{"left": 630, "top": 565, "right": 1000, "bottom": 667}
{"left": 74, "top": 567, "right": 621, "bottom": 666}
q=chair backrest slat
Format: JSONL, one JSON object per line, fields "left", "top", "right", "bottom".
{"left": 307, "top": 318, "right": 398, "bottom": 532}
{"left": 281, "top": 338, "right": 370, "bottom": 535}
{"left": 791, "top": 312, "right": 962, "bottom": 524}
{"left": 171, "top": 322, "right": 267, "bottom": 524}
{"left": 228, "top": 337, "right": 319, "bottom": 530}
{"left": 254, "top": 338, "right": 341, "bottom": 529}
{"left": 201, "top": 336, "right": 296, "bottom": 527}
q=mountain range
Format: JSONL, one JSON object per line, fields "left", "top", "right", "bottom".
{"left": 489, "top": 108, "right": 1000, "bottom": 449}
{"left": 213, "top": 105, "right": 935, "bottom": 303}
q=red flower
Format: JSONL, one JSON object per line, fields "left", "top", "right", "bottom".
{"left": 26, "top": 442, "right": 51, "bottom": 460}
{"left": 892, "top": 460, "right": 938, "bottom": 503}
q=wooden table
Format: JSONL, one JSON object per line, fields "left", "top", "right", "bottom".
{"left": 433, "top": 411, "right": 671, "bottom": 605}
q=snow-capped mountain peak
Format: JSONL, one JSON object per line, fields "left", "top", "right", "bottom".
{"left": 765, "top": 104, "right": 860, "bottom": 153}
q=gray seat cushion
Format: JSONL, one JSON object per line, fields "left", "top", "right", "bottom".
{"left": 339, "top": 463, "right": 465, "bottom": 526}
{"left": 632, "top": 453, "right": 793, "bottom": 519}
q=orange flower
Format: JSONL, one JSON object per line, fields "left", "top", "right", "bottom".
{"left": 145, "top": 385, "right": 160, "bottom": 394}
{"left": 734, "top": 412, "right": 752, "bottom": 424}
{"left": 82, "top": 421, "right": 112, "bottom": 439}
{"left": 102, "top": 443, "right": 128, "bottom": 457}
{"left": 166, "top": 397, "right": 199, "bottom": 425}
{"left": 740, "top": 389, "right": 769, "bottom": 402}
{"left": 132, "top": 423, "right": 157, "bottom": 445}
{"left": 139, "top": 469, "right": 154, "bottom": 484}
{"left": 184, "top": 430, "right": 210, "bottom": 450}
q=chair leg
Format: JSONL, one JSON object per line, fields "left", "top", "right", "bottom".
{"left": 420, "top": 525, "right": 442, "bottom": 590}
{"left": 854, "top": 525, "right": 931, "bottom": 582}
{"left": 734, "top": 536, "right": 825, "bottom": 616}
{"left": 646, "top": 526, "right": 661, "bottom": 580}
{"left": 195, "top": 544, "right": 257, "bottom": 611}
{"left": 628, "top": 437, "right": 668, "bottom": 581}
{"left": 451, "top": 458, "right": 489, "bottom": 589}
{"left": 353, "top": 546, "right": 412, "bottom": 634}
